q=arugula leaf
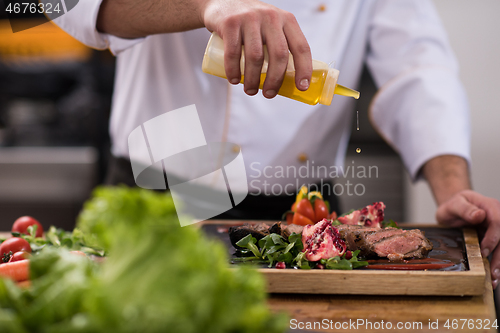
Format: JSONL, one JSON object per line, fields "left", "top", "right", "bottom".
{"left": 348, "top": 250, "right": 369, "bottom": 269}
{"left": 293, "top": 251, "right": 309, "bottom": 269}
{"left": 270, "top": 233, "right": 287, "bottom": 246}
{"left": 235, "top": 234, "right": 262, "bottom": 258}
{"left": 331, "top": 220, "right": 342, "bottom": 226}
{"left": 325, "top": 257, "right": 352, "bottom": 270}
{"left": 381, "top": 219, "right": 399, "bottom": 228}
{"left": 27, "top": 224, "right": 37, "bottom": 238}
{"left": 283, "top": 241, "right": 295, "bottom": 254}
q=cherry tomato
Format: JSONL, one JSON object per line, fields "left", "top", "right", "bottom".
{"left": 0, "top": 238, "right": 31, "bottom": 258}
{"left": 8, "top": 251, "right": 30, "bottom": 263}
{"left": 292, "top": 213, "right": 314, "bottom": 226}
{"left": 314, "top": 199, "right": 329, "bottom": 222}
{"left": 12, "top": 216, "right": 43, "bottom": 238}
{"left": 295, "top": 199, "right": 315, "bottom": 221}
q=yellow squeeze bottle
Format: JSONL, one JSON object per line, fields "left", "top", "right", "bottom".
{"left": 202, "top": 33, "right": 359, "bottom": 106}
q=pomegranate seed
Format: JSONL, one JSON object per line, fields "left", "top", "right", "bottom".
{"left": 275, "top": 262, "right": 286, "bottom": 269}
{"left": 345, "top": 250, "right": 353, "bottom": 260}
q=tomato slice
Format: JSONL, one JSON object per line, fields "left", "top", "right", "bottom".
{"left": 295, "top": 199, "right": 315, "bottom": 221}
{"left": 314, "top": 199, "right": 329, "bottom": 222}
{"left": 292, "top": 213, "right": 314, "bottom": 226}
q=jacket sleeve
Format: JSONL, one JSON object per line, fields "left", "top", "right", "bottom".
{"left": 52, "top": 0, "right": 144, "bottom": 55}
{"left": 366, "top": 0, "right": 471, "bottom": 180}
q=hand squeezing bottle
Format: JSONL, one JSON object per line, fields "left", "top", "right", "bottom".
{"left": 202, "top": 33, "right": 360, "bottom": 106}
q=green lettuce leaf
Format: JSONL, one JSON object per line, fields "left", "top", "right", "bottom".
{"left": 0, "top": 186, "right": 288, "bottom": 333}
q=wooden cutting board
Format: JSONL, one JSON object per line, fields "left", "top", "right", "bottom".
{"left": 201, "top": 221, "right": 486, "bottom": 296}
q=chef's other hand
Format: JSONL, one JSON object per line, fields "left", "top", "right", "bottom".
{"left": 202, "top": 0, "right": 312, "bottom": 98}
{"left": 436, "top": 190, "right": 500, "bottom": 288}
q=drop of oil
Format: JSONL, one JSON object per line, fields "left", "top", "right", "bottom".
{"left": 356, "top": 148, "right": 361, "bottom": 154}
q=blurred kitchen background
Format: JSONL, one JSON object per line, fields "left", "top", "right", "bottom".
{"left": 0, "top": 10, "right": 114, "bottom": 230}
{"left": 0, "top": 0, "right": 498, "bottom": 231}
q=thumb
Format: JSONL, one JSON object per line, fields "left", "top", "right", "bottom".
{"left": 437, "top": 194, "right": 486, "bottom": 225}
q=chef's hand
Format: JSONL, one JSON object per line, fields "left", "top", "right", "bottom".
{"left": 436, "top": 190, "right": 500, "bottom": 288}
{"left": 97, "top": 0, "right": 312, "bottom": 98}
{"left": 423, "top": 155, "right": 500, "bottom": 288}
{"left": 202, "top": 0, "right": 312, "bottom": 98}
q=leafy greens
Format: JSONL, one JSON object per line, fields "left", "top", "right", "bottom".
{"left": 234, "top": 231, "right": 368, "bottom": 270}
{"left": 0, "top": 186, "right": 288, "bottom": 333}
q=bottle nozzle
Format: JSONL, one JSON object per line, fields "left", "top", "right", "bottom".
{"left": 334, "top": 84, "right": 360, "bottom": 99}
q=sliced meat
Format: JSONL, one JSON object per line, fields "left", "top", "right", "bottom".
{"left": 229, "top": 222, "right": 286, "bottom": 248}
{"left": 372, "top": 229, "right": 433, "bottom": 260}
{"left": 268, "top": 221, "right": 282, "bottom": 235}
{"left": 336, "top": 225, "right": 433, "bottom": 260}
{"left": 364, "top": 228, "right": 405, "bottom": 243}
{"left": 335, "top": 225, "right": 380, "bottom": 257}
{"left": 228, "top": 223, "right": 271, "bottom": 248}
{"left": 282, "top": 224, "right": 304, "bottom": 239}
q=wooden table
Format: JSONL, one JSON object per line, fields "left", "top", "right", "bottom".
{"left": 267, "top": 258, "right": 496, "bottom": 332}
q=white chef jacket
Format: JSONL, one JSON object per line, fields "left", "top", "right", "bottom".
{"left": 53, "top": 0, "right": 470, "bottom": 194}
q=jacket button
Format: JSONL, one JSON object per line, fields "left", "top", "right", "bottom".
{"left": 298, "top": 153, "right": 308, "bottom": 163}
{"left": 318, "top": 4, "right": 327, "bottom": 12}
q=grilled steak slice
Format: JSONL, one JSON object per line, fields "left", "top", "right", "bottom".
{"left": 282, "top": 224, "right": 304, "bottom": 239}
{"left": 268, "top": 221, "right": 282, "bottom": 235}
{"left": 229, "top": 223, "right": 270, "bottom": 248}
{"left": 372, "top": 229, "right": 433, "bottom": 260}
{"left": 336, "top": 224, "right": 380, "bottom": 257}
{"left": 364, "top": 228, "right": 406, "bottom": 243}
{"left": 336, "top": 225, "right": 433, "bottom": 260}
{"left": 229, "top": 222, "right": 285, "bottom": 248}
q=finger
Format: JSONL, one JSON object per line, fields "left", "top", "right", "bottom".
{"left": 490, "top": 246, "right": 500, "bottom": 288}
{"left": 261, "top": 27, "right": 289, "bottom": 98}
{"left": 283, "top": 13, "right": 312, "bottom": 91}
{"left": 242, "top": 23, "right": 264, "bottom": 96}
{"left": 479, "top": 202, "right": 500, "bottom": 258}
{"left": 221, "top": 26, "right": 243, "bottom": 85}
{"left": 436, "top": 195, "right": 486, "bottom": 226}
